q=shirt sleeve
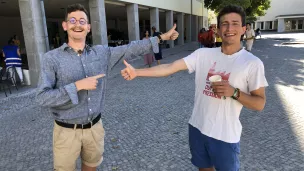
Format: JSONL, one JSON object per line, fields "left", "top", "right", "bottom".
{"left": 247, "top": 59, "right": 268, "bottom": 92}
{"left": 183, "top": 49, "right": 199, "bottom": 74}
{"left": 251, "top": 29, "right": 255, "bottom": 37}
{"left": 108, "top": 37, "right": 159, "bottom": 69}
{"left": 36, "top": 54, "right": 79, "bottom": 107}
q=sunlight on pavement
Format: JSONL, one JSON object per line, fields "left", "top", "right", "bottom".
{"left": 273, "top": 43, "right": 304, "bottom": 48}
{"left": 275, "top": 83, "right": 304, "bottom": 151}
{"left": 262, "top": 33, "right": 304, "bottom": 41}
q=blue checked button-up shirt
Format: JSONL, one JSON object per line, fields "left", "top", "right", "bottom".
{"left": 36, "top": 37, "right": 159, "bottom": 124}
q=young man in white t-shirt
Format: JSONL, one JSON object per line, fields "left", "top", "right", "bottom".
{"left": 121, "top": 5, "right": 268, "bottom": 171}
{"left": 244, "top": 23, "right": 255, "bottom": 51}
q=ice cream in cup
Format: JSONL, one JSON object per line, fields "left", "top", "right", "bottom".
{"left": 209, "top": 75, "right": 222, "bottom": 82}
{"left": 209, "top": 75, "right": 226, "bottom": 99}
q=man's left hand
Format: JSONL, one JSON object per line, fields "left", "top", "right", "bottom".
{"left": 160, "top": 24, "right": 179, "bottom": 41}
{"left": 211, "top": 81, "right": 235, "bottom": 97}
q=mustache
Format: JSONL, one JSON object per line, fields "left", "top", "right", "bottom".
{"left": 71, "top": 26, "right": 84, "bottom": 31}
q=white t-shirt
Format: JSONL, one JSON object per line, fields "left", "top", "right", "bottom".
{"left": 183, "top": 48, "right": 268, "bottom": 143}
{"left": 245, "top": 29, "right": 255, "bottom": 41}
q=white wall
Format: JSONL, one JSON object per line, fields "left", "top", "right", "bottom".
{"left": 118, "top": 0, "right": 206, "bottom": 16}
{"left": 257, "top": 0, "right": 304, "bottom": 22}
{"left": 192, "top": 0, "right": 203, "bottom": 16}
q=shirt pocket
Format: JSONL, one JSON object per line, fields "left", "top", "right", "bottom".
{"left": 87, "top": 59, "right": 104, "bottom": 76}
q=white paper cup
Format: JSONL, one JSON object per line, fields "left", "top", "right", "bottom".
{"left": 209, "top": 75, "right": 226, "bottom": 99}
{"left": 209, "top": 75, "right": 222, "bottom": 82}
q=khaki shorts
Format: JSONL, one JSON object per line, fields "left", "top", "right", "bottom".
{"left": 53, "top": 120, "right": 105, "bottom": 171}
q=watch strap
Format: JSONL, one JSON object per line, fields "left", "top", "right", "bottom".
{"left": 232, "top": 88, "right": 240, "bottom": 100}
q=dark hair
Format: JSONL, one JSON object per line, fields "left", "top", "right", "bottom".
{"left": 217, "top": 5, "right": 246, "bottom": 28}
{"left": 65, "top": 4, "right": 89, "bottom": 22}
{"left": 246, "top": 22, "right": 251, "bottom": 25}
{"left": 143, "top": 30, "right": 150, "bottom": 37}
{"left": 8, "top": 38, "right": 14, "bottom": 45}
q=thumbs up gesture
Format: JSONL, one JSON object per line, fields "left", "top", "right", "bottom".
{"left": 121, "top": 60, "right": 137, "bottom": 81}
{"left": 75, "top": 74, "right": 106, "bottom": 91}
{"left": 160, "top": 23, "right": 179, "bottom": 41}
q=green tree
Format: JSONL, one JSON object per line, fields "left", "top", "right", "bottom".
{"left": 204, "top": 0, "right": 271, "bottom": 22}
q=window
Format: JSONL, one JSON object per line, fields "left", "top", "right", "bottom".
{"left": 260, "top": 22, "right": 264, "bottom": 29}
{"left": 298, "top": 20, "right": 303, "bottom": 30}
{"left": 285, "top": 21, "right": 291, "bottom": 31}
{"left": 291, "top": 20, "right": 296, "bottom": 29}
{"left": 269, "top": 21, "right": 273, "bottom": 29}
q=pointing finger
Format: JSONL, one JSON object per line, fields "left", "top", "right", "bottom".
{"left": 92, "top": 74, "right": 106, "bottom": 79}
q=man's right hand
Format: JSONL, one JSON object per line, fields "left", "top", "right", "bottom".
{"left": 75, "top": 74, "right": 106, "bottom": 91}
{"left": 121, "top": 60, "right": 137, "bottom": 81}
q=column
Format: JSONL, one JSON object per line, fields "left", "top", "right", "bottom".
{"left": 166, "top": 10, "right": 174, "bottom": 48}
{"left": 127, "top": 4, "right": 140, "bottom": 41}
{"left": 40, "top": 0, "right": 49, "bottom": 51}
{"left": 278, "top": 18, "right": 285, "bottom": 32}
{"left": 150, "top": 8, "right": 159, "bottom": 35}
{"left": 19, "top": 0, "right": 48, "bottom": 86}
{"left": 89, "top": 0, "right": 108, "bottom": 45}
{"left": 177, "top": 13, "right": 184, "bottom": 45}
{"left": 203, "top": 16, "right": 208, "bottom": 28}
{"left": 185, "top": 14, "right": 192, "bottom": 43}
{"left": 198, "top": 16, "right": 203, "bottom": 31}
{"left": 255, "top": 21, "right": 258, "bottom": 29}
{"left": 263, "top": 21, "right": 267, "bottom": 30}
{"left": 192, "top": 15, "right": 198, "bottom": 41}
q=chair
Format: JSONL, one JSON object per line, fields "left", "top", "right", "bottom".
{"left": 0, "top": 67, "right": 18, "bottom": 97}
{"left": 0, "top": 68, "right": 12, "bottom": 97}
{"left": 5, "top": 67, "right": 19, "bottom": 91}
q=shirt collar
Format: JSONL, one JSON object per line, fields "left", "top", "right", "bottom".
{"left": 60, "top": 43, "right": 92, "bottom": 52}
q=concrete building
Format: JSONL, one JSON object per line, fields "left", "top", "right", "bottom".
{"left": 0, "top": 0, "right": 208, "bottom": 86}
{"left": 255, "top": 0, "right": 304, "bottom": 32}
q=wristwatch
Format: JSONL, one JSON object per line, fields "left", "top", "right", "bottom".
{"left": 157, "top": 34, "right": 164, "bottom": 44}
{"left": 231, "top": 88, "right": 240, "bottom": 100}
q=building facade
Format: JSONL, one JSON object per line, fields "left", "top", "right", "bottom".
{"left": 255, "top": 0, "right": 304, "bottom": 32}
{"left": 0, "top": 0, "right": 208, "bottom": 86}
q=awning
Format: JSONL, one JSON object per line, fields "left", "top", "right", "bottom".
{"left": 276, "top": 14, "right": 304, "bottom": 19}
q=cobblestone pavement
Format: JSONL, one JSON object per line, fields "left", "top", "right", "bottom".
{"left": 0, "top": 33, "right": 304, "bottom": 171}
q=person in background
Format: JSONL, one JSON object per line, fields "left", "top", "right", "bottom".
{"left": 143, "top": 30, "right": 155, "bottom": 67}
{"left": 255, "top": 28, "right": 261, "bottom": 39}
{"left": 12, "top": 35, "right": 21, "bottom": 47}
{"left": 244, "top": 23, "right": 255, "bottom": 51}
{"left": 207, "top": 26, "right": 215, "bottom": 48}
{"left": 152, "top": 26, "right": 163, "bottom": 65}
{"left": 198, "top": 28, "right": 205, "bottom": 48}
{"left": 2, "top": 39, "right": 24, "bottom": 85}
{"left": 215, "top": 29, "right": 222, "bottom": 47}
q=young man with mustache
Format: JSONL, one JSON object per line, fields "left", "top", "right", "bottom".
{"left": 121, "top": 5, "right": 268, "bottom": 171}
{"left": 36, "top": 3, "right": 178, "bottom": 171}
